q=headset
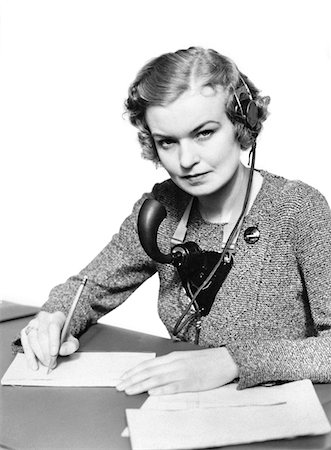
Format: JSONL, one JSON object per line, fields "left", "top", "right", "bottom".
{"left": 232, "top": 75, "right": 259, "bottom": 134}
{"left": 137, "top": 75, "right": 259, "bottom": 344}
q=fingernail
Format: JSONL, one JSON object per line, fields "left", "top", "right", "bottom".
{"left": 51, "top": 361, "right": 57, "bottom": 370}
{"left": 116, "top": 383, "right": 124, "bottom": 391}
{"left": 31, "top": 361, "right": 38, "bottom": 371}
{"left": 50, "top": 346, "right": 58, "bottom": 356}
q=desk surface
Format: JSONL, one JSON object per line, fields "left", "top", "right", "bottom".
{"left": 1, "top": 314, "right": 331, "bottom": 450}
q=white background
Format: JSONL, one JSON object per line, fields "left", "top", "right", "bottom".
{"left": 1, "top": 0, "right": 330, "bottom": 337}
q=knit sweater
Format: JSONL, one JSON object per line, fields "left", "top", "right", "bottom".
{"left": 29, "top": 170, "right": 331, "bottom": 389}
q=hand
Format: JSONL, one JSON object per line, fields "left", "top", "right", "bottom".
{"left": 116, "top": 347, "right": 239, "bottom": 396}
{"left": 20, "top": 311, "right": 79, "bottom": 370}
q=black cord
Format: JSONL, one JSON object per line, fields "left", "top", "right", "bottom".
{"left": 172, "top": 142, "right": 257, "bottom": 342}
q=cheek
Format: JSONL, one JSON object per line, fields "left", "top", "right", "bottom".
{"left": 209, "top": 138, "right": 241, "bottom": 170}
{"left": 157, "top": 151, "right": 175, "bottom": 173}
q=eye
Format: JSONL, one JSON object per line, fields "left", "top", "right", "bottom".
{"left": 196, "top": 129, "right": 215, "bottom": 141}
{"left": 156, "top": 138, "right": 176, "bottom": 150}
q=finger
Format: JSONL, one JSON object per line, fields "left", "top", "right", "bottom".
{"left": 48, "top": 356, "right": 58, "bottom": 371}
{"left": 41, "top": 310, "right": 65, "bottom": 358}
{"left": 148, "top": 381, "right": 184, "bottom": 396}
{"left": 48, "top": 322, "right": 61, "bottom": 357}
{"left": 28, "top": 318, "right": 40, "bottom": 329}
{"left": 117, "top": 361, "right": 168, "bottom": 390}
{"left": 32, "top": 313, "right": 53, "bottom": 366}
{"left": 37, "top": 328, "right": 53, "bottom": 367}
{"left": 59, "top": 335, "right": 79, "bottom": 356}
{"left": 117, "top": 361, "right": 180, "bottom": 394}
{"left": 120, "top": 352, "right": 178, "bottom": 380}
{"left": 27, "top": 328, "right": 47, "bottom": 366}
{"left": 123, "top": 371, "right": 179, "bottom": 395}
{"left": 20, "top": 328, "right": 39, "bottom": 370}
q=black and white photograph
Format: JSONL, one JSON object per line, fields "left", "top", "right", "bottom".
{"left": 1, "top": 1, "right": 331, "bottom": 449}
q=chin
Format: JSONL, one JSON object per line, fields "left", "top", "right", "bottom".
{"left": 178, "top": 182, "right": 221, "bottom": 198}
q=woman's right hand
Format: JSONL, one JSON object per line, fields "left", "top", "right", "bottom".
{"left": 20, "top": 311, "right": 79, "bottom": 370}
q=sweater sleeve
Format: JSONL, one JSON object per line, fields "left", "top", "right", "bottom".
{"left": 13, "top": 190, "right": 157, "bottom": 351}
{"left": 227, "top": 184, "right": 331, "bottom": 389}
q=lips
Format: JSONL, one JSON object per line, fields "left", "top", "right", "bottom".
{"left": 183, "top": 172, "right": 209, "bottom": 180}
{"left": 181, "top": 171, "right": 210, "bottom": 185}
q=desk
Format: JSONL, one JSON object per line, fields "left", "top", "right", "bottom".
{"left": 1, "top": 314, "right": 331, "bottom": 450}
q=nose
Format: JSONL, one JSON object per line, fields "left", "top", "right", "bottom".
{"left": 178, "top": 141, "right": 199, "bottom": 170}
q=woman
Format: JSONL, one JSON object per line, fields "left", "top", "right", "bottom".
{"left": 16, "top": 47, "right": 331, "bottom": 394}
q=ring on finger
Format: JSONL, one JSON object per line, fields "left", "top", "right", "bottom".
{"left": 25, "top": 325, "right": 38, "bottom": 335}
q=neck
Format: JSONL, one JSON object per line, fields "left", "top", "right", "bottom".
{"left": 198, "top": 163, "right": 249, "bottom": 223}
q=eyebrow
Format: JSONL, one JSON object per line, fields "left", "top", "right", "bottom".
{"left": 151, "top": 120, "right": 221, "bottom": 139}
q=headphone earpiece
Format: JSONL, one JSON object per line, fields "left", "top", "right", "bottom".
{"left": 232, "top": 76, "right": 259, "bottom": 132}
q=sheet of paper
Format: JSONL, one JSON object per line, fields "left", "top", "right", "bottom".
{"left": 125, "top": 380, "right": 331, "bottom": 449}
{"left": 1, "top": 352, "right": 155, "bottom": 387}
{"left": 121, "top": 380, "right": 302, "bottom": 437}
{"left": 142, "top": 381, "right": 290, "bottom": 410}
{"left": 121, "top": 380, "right": 290, "bottom": 437}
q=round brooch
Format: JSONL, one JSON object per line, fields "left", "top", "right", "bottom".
{"left": 244, "top": 226, "right": 260, "bottom": 244}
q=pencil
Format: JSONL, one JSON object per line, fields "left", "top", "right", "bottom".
{"left": 47, "top": 276, "right": 88, "bottom": 374}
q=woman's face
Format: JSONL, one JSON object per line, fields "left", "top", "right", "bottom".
{"left": 145, "top": 86, "right": 242, "bottom": 199}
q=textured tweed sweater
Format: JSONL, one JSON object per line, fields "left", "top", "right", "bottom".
{"left": 36, "top": 170, "right": 331, "bottom": 389}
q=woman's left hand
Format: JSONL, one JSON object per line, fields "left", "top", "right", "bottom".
{"left": 116, "top": 347, "right": 239, "bottom": 396}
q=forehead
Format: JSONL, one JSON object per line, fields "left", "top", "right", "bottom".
{"left": 146, "top": 86, "right": 228, "bottom": 136}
